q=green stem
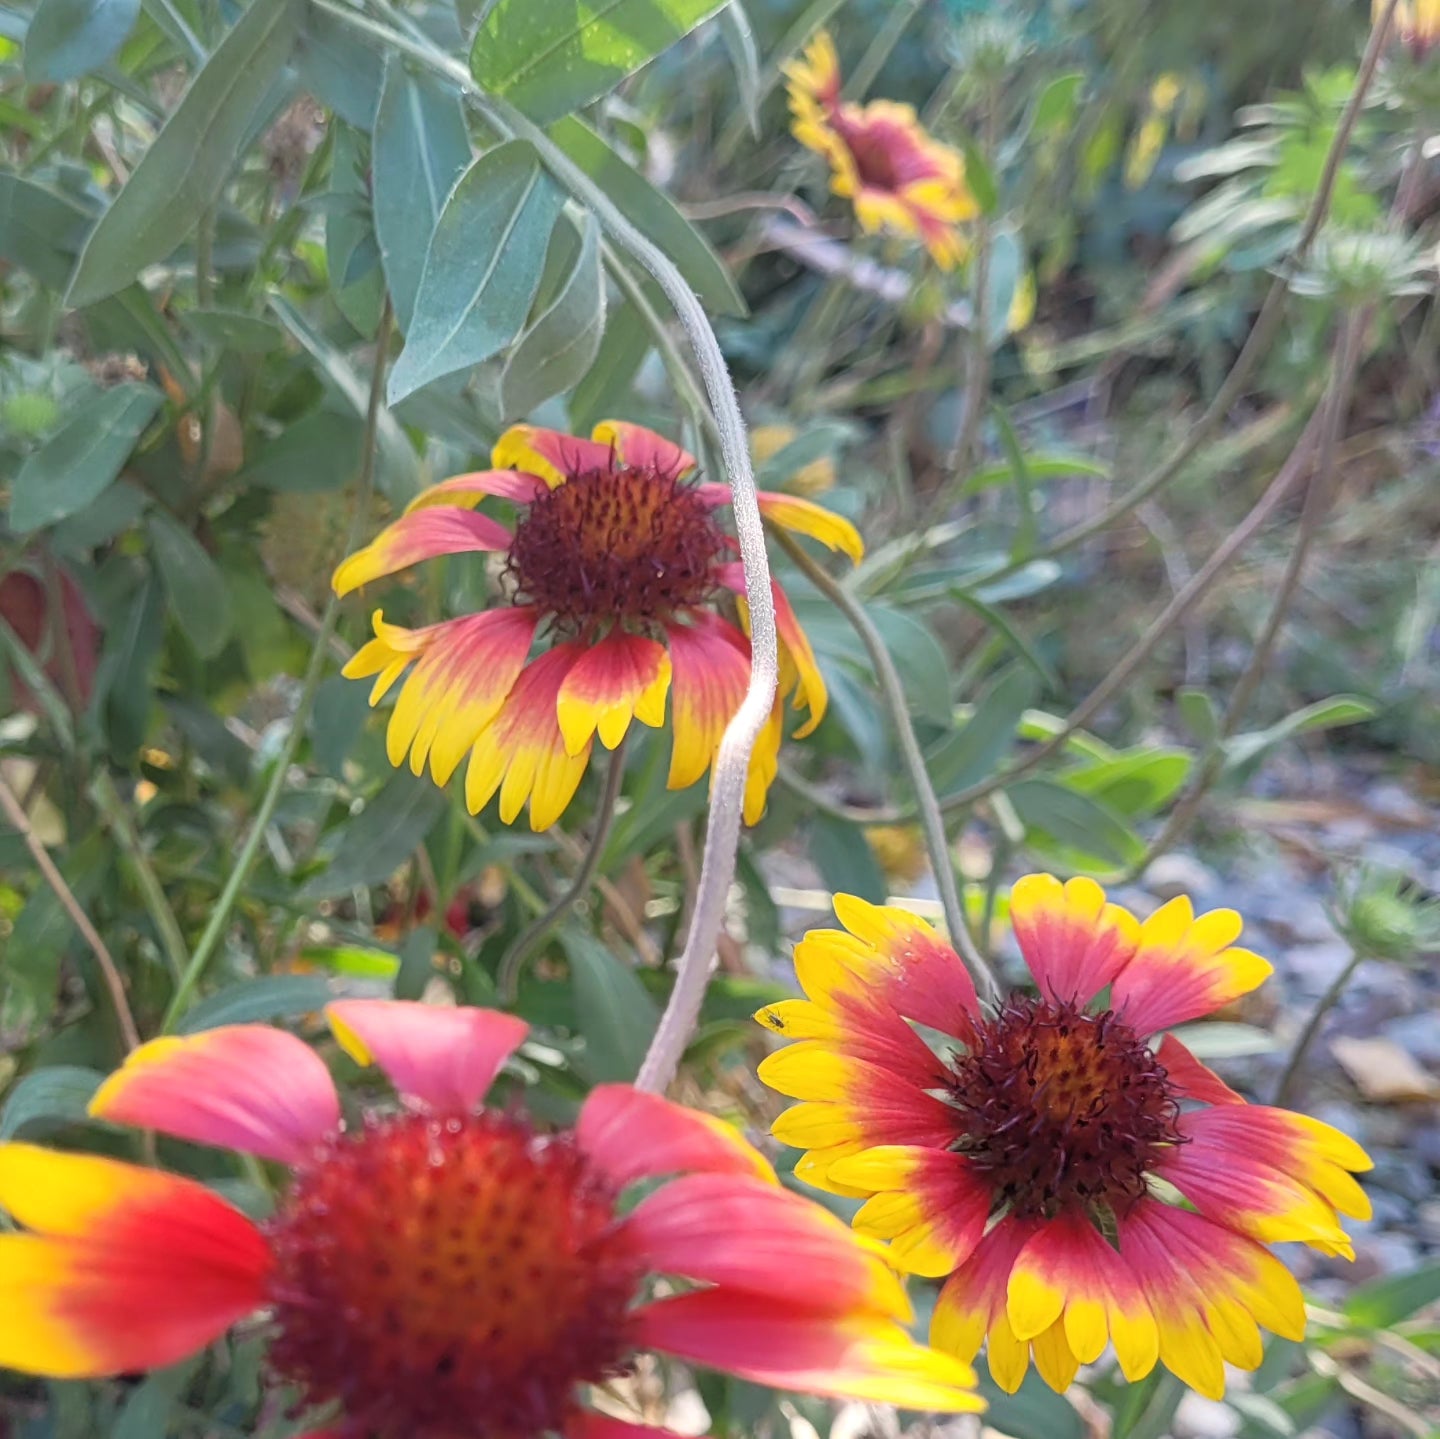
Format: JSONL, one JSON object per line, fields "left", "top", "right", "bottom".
{"left": 1273, "top": 949, "right": 1362, "bottom": 1108}
{"left": 91, "top": 772, "right": 188, "bottom": 984}
{"left": 160, "top": 300, "right": 395, "bottom": 1032}
{"left": 776, "top": 530, "right": 1001, "bottom": 1003}
{"left": 843, "top": 0, "right": 925, "bottom": 100}
{"left": 496, "top": 736, "right": 629, "bottom": 1002}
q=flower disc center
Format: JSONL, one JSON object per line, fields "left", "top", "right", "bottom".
{"left": 946, "top": 997, "right": 1182, "bottom": 1221}
{"left": 264, "top": 1110, "right": 642, "bottom": 1439}
{"left": 508, "top": 465, "right": 726, "bottom": 631}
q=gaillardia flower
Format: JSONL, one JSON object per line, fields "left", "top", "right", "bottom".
{"left": 786, "top": 32, "right": 977, "bottom": 269}
{"left": 333, "top": 422, "right": 861, "bottom": 830}
{"left": 0, "top": 1000, "right": 981, "bottom": 1436}
{"left": 1376, "top": 0, "right": 1440, "bottom": 57}
{"left": 756, "top": 877, "right": 1372, "bottom": 1398}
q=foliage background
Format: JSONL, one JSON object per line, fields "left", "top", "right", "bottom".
{"left": 1, "top": 0, "right": 1439, "bottom": 1436}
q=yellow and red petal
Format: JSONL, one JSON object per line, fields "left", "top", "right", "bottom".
{"left": 1009, "top": 873, "right": 1140, "bottom": 1006}
{"left": 492, "top": 423, "right": 612, "bottom": 488}
{"left": 1119, "top": 1197, "right": 1306, "bottom": 1398}
{"left": 350, "top": 607, "right": 539, "bottom": 786}
{"left": 622, "top": 1172, "right": 909, "bottom": 1321}
{"left": 1004, "top": 1210, "right": 1158, "bottom": 1380}
{"left": 575, "top": 1084, "right": 776, "bottom": 1189}
{"left": 402, "top": 469, "right": 547, "bottom": 514}
{"left": 637, "top": 1293, "right": 982, "bottom": 1413}
{"left": 1109, "top": 896, "right": 1273, "bottom": 1036}
{"left": 664, "top": 611, "right": 750, "bottom": 793}
{"left": 756, "top": 490, "right": 863, "bottom": 564}
{"left": 1155, "top": 1032, "right": 1245, "bottom": 1105}
{"left": 830, "top": 1145, "right": 990, "bottom": 1278}
{"left": 591, "top": 419, "right": 696, "bottom": 477}
{"left": 325, "top": 999, "right": 528, "bottom": 1113}
{"left": 931, "top": 1215, "right": 1036, "bottom": 1369}
{"left": 556, "top": 629, "right": 671, "bottom": 755}
{"left": 785, "top": 29, "right": 842, "bottom": 108}
{"left": 88, "top": 1025, "right": 340, "bottom": 1163}
{"left": 331, "top": 508, "right": 513, "bottom": 596}
{"left": 720, "top": 564, "right": 828, "bottom": 737}
{"left": 569, "top": 1417, "right": 692, "bottom": 1439}
{"left": 0, "top": 1146, "right": 271, "bottom": 1377}
{"left": 465, "top": 644, "right": 592, "bottom": 831}
{"left": 830, "top": 894, "right": 982, "bottom": 1033}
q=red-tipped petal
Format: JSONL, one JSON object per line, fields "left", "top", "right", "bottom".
{"left": 591, "top": 419, "right": 696, "bottom": 476}
{"left": 1155, "top": 1032, "right": 1245, "bottom": 1104}
{"left": 88, "top": 1026, "right": 339, "bottom": 1163}
{"left": 556, "top": 630, "right": 672, "bottom": 755}
{"left": 403, "top": 469, "right": 547, "bottom": 513}
{"left": 622, "top": 1172, "right": 909, "bottom": 1320}
{"left": 664, "top": 612, "right": 750, "bottom": 792}
{"left": 1109, "top": 897, "right": 1272, "bottom": 1035}
{"left": 719, "top": 563, "right": 828, "bottom": 737}
{"left": 0, "top": 1146, "right": 271, "bottom": 1378}
{"left": 332, "top": 509, "right": 513, "bottom": 595}
{"left": 575, "top": 1084, "right": 775, "bottom": 1189}
{"left": 1009, "top": 873, "right": 1140, "bottom": 1006}
{"left": 326, "top": 1000, "right": 528, "bottom": 1112}
{"left": 493, "top": 424, "right": 612, "bottom": 487}
{"left": 638, "top": 1292, "right": 983, "bottom": 1412}
{"left": 465, "top": 645, "right": 593, "bottom": 830}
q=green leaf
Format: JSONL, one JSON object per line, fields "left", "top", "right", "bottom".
{"left": 808, "top": 817, "right": 886, "bottom": 903}
{"left": 9, "top": 382, "right": 162, "bottom": 533}
{"left": 176, "top": 975, "right": 337, "bottom": 1034}
{"left": 298, "top": 772, "right": 447, "bottom": 899}
{"left": 569, "top": 299, "right": 651, "bottom": 428}
{"left": 472, "top": 0, "right": 728, "bottom": 124}
{"left": 1344, "top": 1262, "right": 1440, "bottom": 1328}
{"left": 1176, "top": 686, "right": 1220, "bottom": 746}
{"left": 563, "top": 926, "right": 659, "bottom": 1083}
{"left": 718, "top": 2, "right": 761, "bottom": 138}
{"left": 549, "top": 116, "right": 746, "bottom": 316}
{"left": 0, "top": 1066, "right": 103, "bottom": 1140}
{"left": 147, "top": 511, "right": 233, "bottom": 659}
{"left": 387, "top": 139, "right": 564, "bottom": 404}
{"left": 499, "top": 211, "right": 606, "bottom": 420}
{"left": 295, "top": 4, "right": 384, "bottom": 130}
{"left": 25, "top": 0, "right": 138, "bottom": 83}
{"left": 1062, "top": 747, "right": 1192, "bottom": 819}
{"left": 0, "top": 172, "right": 94, "bottom": 290}
{"left": 1170, "top": 1021, "right": 1278, "bottom": 1058}
{"left": 930, "top": 668, "right": 1038, "bottom": 796}
{"left": 372, "top": 56, "right": 471, "bottom": 333}
{"left": 309, "top": 672, "right": 375, "bottom": 777}
{"left": 1030, "top": 72, "right": 1085, "bottom": 137}
{"left": 65, "top": 0, "right": 303, "bottom": 307}
{"left": 960, "top": 453, "right": 1109, "bottom": 497}
{"left": 180, "top": 308, "right": 285, "bottom": 353}
{"left": 1224, "top": 694, "right": 1377, "bottom": 775}
{"left": 298, "top": 944, "right": 401, "bottom": 979}
{"left": 1006, "top": 777, "right": 1145, "bottom": 872}
{"left": 241, "top": 409, "right": 364, "bottom": 493}
{"left": 326, "top": 121, "right": 384, "bottom": 339}
{"left": 961, "top": 138, "right": 998, "bottom": 214}
{"left": 865, "top": 603, "right": 953, "bottom": 727}
{"left": 100, "top": 570, "right": 166, "bottom": 756}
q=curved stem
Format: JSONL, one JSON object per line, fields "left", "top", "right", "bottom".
{"left": 0, "top": 775, "right": 140, "bottom": 1052}
{"left": 776, "top": 531, "right": 1001, "bottom": 1003}
{"left": 1273, "top": 949, "right": 1362, "bottom": 1107}
{"left": 161, "top": 300, "right": 395, "bottom": 1033}
{"left": 497, "top": 736, "right": 629, "bottom": 1002}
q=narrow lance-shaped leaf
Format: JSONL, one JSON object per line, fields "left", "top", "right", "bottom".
{"left": 387, "top": 139, "right": 564, "bottom": 405}
{"left": 499, "top": 211, "right": 606, "bottom": 420}
{"left": 65, "top": 0, "right": 303, "bottom": 307}
{"left": 372, "top": 56, "right": 471, "bottom": 333}
{"left": 472, "top": 0, "right": 729, "bottom": 125}
{"left": 24, "top": 0, "right": 140, "bottom": 84}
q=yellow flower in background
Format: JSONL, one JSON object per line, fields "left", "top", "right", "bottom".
{"left": 1377, "top": 0, "right": 1440, "bottom": 54}
{"left": 333, "top": 421, "right": 863, "bottom": 830}
{"left": 756, "top": 877, "right": 1372, "bottom": 1398}
{"left": 751, "top": 423, "right": 838, "bottom": 496}
{"left": 786, "top": 32, "right": 978, "bottom": 269}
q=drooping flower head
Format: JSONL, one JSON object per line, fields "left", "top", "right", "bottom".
{"left": 0, "top": 1000, "right": 981, "bottom": 1436}
{"left": 756, "top": 877, "right": 1373, "bottom": 1397}
{"left": 1376, "top": 0, "right": 1440, "bottom": 57}
{"left": 786, "top": 32, "right": 978, "bottom": 269}
{"left": 333, "top": 422, "right": 862, "bottom": 830}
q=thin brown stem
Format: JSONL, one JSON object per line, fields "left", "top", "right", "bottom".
{"left": 1273, "top": 949, "right": 1362, "bottom": 1108}
{"left": 0, "top": 775, "right": 140, "bottom": 1052}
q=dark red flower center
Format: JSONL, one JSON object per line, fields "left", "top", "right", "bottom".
{"left": 831, "top": 108, "right": 939, "bottom": 191}
{"left": 945, "top": 997, "right": 1183, "bottom": 1222}
{"left": 507, "top": 464, "right": 726, "bottom": 634}
{"left": 264, "top": 1110, "right": 643, "bottom": 1439}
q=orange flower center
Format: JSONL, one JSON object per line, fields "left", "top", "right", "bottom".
{"left": 264, "top": 1110, "right": 642, "bottom": 1439}
{"left": 507, "top": 464, "right": 726, "bottom": 633}
{"left": 946, "top": 997, "right": 1183, "bottom": 1222}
